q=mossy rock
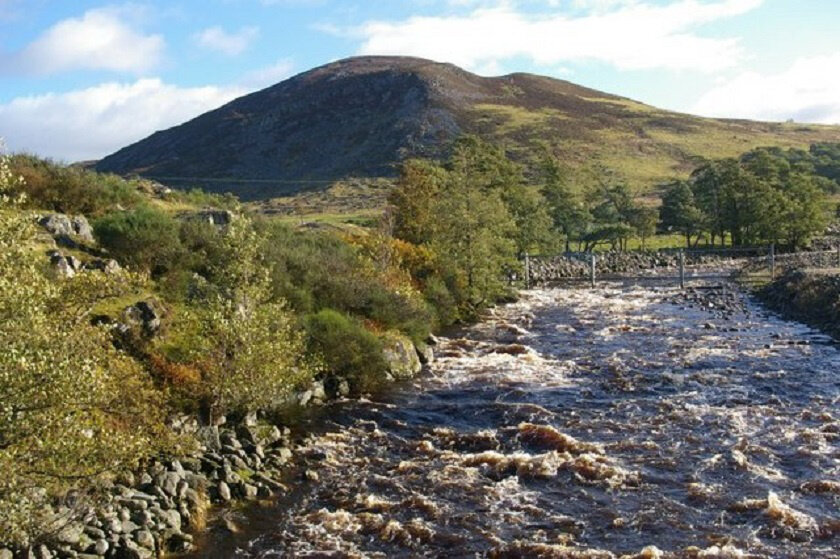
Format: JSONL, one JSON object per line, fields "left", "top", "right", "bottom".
{"left": 381, "top": 332, "right": 422, "bottom": 380}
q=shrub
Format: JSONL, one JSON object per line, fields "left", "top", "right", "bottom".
{"left": 160, "top": 289, "right": 316, "bottom": 422}
{"left": 305, "top": 309, "right": 387, "bottom": 393}
{"left": 9, "top": 154, "right": 142, "bottom": 216}
{"left": 155, "top": 218, "right": 319, "bottom": 422}
{"left": 259, "top": 222, "right": 434, "bottom": 340}
{"left": 94, "top": 206, "right": 183, "bottom": 273}
{"left": 422, "top": 275, "right": 461, "bottom": 328}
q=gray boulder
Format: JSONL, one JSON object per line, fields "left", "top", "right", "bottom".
{"left": 415, "top": 342, "right": 434, "bottom": 365}
{"left": 71, "top": 216, "right": 94, "bottom": 242}
{"left": 192, "top": 209, "right": 234, "bottom": 227}
{"left": 120, "top": 301, "right": 163, "bottom": 337}
{"left": 382, "top": 332, "right": 422, "bottom": 380}
{"left": 93, "top": 539, "right": 109, "bottom": 555}
{"left": 38, "top": 214, "right": 95, "bottom": 244}
{"left": 84, "top": 258, "right": 121, "bottom": 274}
{"left": 56, "top": 522, "right": 85, "bottom": 546}
{"left": 133, "top": 530, "right": 155, "bottom": 550}
{"left": 196, "top": 426, "right": 221, "bottom": 452}
{"left": 217, "top": 481, "right": 231, "bottom": 502}
{"left": 48, "top": 251, "right": 78, "bottom": 278}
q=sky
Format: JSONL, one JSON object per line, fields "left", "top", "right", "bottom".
{"left": 1, "top": 0, "right": 839, "bottom": 162}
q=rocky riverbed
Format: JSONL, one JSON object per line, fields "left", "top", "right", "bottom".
{"left": 182, "top": 281, "right": 839, "bottom": 558}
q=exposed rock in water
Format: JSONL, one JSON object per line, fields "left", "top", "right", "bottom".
{"left": 382, "top": 332, "right": 422, "bottom": 379}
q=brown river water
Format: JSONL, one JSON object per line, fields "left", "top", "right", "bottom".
{"left": 189, "top": 284, "right": 840, "bottom": 558}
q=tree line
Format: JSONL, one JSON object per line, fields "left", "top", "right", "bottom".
{"left": 660, "top": 146, "right": 835, "bottom": 249}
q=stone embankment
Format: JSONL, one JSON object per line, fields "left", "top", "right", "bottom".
{"left": 0, "top": 336, "right": 428, "bottom": 559}
{"left": 0, "top": 418, "right": 296, "bottom": 559}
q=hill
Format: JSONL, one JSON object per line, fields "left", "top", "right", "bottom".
{"left": 96, "top": 56, "right": 840, "bottom": 200}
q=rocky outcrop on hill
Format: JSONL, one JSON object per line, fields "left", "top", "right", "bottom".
{"left": 38, "top": 214, "right": 94, "bottom": 245}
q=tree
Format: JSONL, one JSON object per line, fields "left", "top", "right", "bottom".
{"left": 389, "top": 137, "right": 523, "bottom": 314}
{"left": 777, "top": 173, "right": 829, "bottom": 249}
{"left": 0, "top": 144, "right": 170, "bottom": 546}
{"left": 630, "top": 206, "right": 658, "bottom": 249}
{"left": 584, "top": 171, "right": 640, "bottom": 251}
{"left": 659, "top": 181, "right": 705, "bottom": 247}
{"left": 539, "top": 151, "right": 591, "bottom": 252}
{"left": 432, "top": 174, "right": 516, "bottom": 308}
{"left": 688, "top": 151, "right": 829, "bottom": 248}
{"left": 388, "top": 159, "right": 447, "bottom": 245}
{"left": 155, "top": 218, "right": 318, "bottom": 423}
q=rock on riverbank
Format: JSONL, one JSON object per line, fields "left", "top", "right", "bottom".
{"left": 757, "top": 270, "right": 840, "bottom": 341}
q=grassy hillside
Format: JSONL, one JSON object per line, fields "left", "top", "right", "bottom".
{"left": 468, "top": 91, "right": 840, "bottom": 195}
{"left": 95, "top": 56, "right": 840, "bottom": 210}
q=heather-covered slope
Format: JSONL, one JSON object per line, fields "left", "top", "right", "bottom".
{"left": 96, "top": 56, "right": 840, "bottom": 199}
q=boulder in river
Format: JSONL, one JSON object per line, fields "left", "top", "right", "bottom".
{"left": 382, "top": 332, "right": 422, "bottom": 379}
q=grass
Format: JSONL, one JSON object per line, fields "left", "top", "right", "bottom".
{"left": 474, "top": 103, "right": 569, "bottom": 134}
{"left": 251, "top": 178, "right": 392, "bottom": 224}
{"left": 467, "top": 92, "right": 840, "bottom": 195}
{"left": 91, "top": 289, "right": 155, "bottom": 318}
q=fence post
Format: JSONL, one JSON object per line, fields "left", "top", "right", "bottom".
{"left": 769, "top": 244, "right": 775, "bottom": 280}
{"left": 590, "top": 252, "right": 597, "bottom": 289}
{"left": 524, "top": 252, "right": 531, "bottom": 289}
{"left": 679, "top": 250, "right": 685, "bottom": 290}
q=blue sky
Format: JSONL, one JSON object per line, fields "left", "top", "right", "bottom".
{"left": 1, "top": 0, "right": 839, "bottom": 161}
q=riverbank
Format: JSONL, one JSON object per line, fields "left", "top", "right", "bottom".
{"left": 0, "top": 347, "right": 430, "bottom": 559}
{"left": 757, "top": 270, "right": 840, "bottom": 342}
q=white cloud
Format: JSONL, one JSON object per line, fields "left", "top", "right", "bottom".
{"left": 193, "top": 25, "right": 260, "bottom": 56}
{"left": 0, "top": 79, "right": 246, "bottom": 162}
{"left": 1, "top": 6, "right": 164, "bottom": 75}
{"left": 692, "top": 53, "right": 840, "bottom": 124}
{"left": 343, "top": 0, "right": 762, "bottom": 73}
{"left": 0, "top": 55, "right": 298, "bottom": 162}
{"left": 238, "top": 58, "right": 295, "bottom": 88}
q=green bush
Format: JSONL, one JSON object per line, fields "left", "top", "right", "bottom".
{"left": 422, "top": 275, "right": 460, "bottom": 328}
{"left": 177, "top": 218, "right": 226, "bottom": 277}
{"left": 259, "top": 222, "right": 433, "bottom": 339}
{"left": 305, "top": 309, "right": 387, "bottom": 393}
{"left": 94, "top": 206, "right": 183, "bottom": 273}
{"left": 154, "top": 218, "right": 319, "bottom": 421}
{"left": 10, "top": 154, "right": 142, "bottom": 216}
{"left": 169, "top": 187, "right": 240, "bottom": 210}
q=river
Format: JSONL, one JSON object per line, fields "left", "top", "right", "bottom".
{"left": 189, "top": 283, "right": 839, "bottom": 558}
